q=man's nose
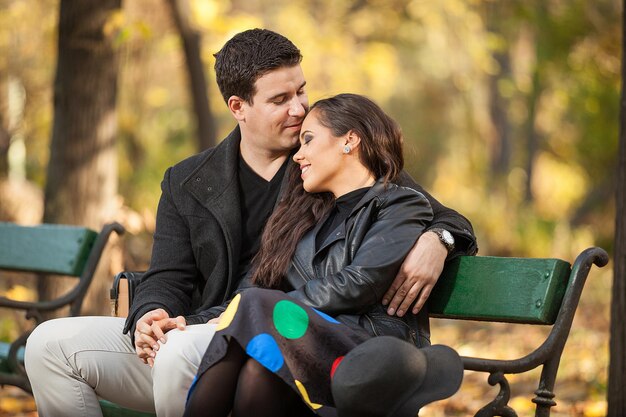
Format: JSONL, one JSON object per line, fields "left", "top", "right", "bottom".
{"left": 289, "top": 97, "right": 306, "bottom": 117}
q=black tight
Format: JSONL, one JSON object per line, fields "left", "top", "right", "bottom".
{"left": 183, "top": 341, "right": 245, "bottom": 417}
{"left": 183, "top": 340, "right": 317, "bottom": 417}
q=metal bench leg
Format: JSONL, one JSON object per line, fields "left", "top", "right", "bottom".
{"left": 474, "top": 372, "right": 517, "bottom": 417}
{"left": 532, "top": 357, "right": 560, "bottom": 417}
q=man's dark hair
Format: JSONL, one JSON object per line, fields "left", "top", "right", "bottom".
{"left": 214, "top": 29, "right": 302, "bottom": 104}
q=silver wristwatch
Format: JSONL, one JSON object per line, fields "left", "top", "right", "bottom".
{"left": 429, "top": 228, "right": 455, "bottom": 253}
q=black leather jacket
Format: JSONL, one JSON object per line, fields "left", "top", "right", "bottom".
{"left": 285, "top": 180, "right": 434, "bottom": 347}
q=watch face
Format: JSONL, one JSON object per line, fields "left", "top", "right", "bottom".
{"left": 442, "top": 230, "right": 454, "bottom": 245}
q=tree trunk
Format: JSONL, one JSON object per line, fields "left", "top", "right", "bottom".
{"left": 523, "top": 2, "right": 549, "bottom": 204}
{"left": 165, "top": 0, "right": 217, "bottom": 151}
{"left": 524, "top": 68, "right": 540, "bottom": 203}
{"left": 0, "top": 118, "right": 8, "bottom": 179}
{"left": 39, "top": 0, "right": 121, "bottom": 317}
{"left": 485, "top": 2, "right": 512, "bottom": 189}
{"left": 0, "top": 80, "right": 7, "bottom": 178}
{"left": 607, "top": 1, "right": 626, "bottom": 414}
{"left": 488, "top": 51, "right": 512, "bottom": 186}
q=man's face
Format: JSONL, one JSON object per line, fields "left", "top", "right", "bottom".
{"left": 237, "top": 65, "right": 309, "bottom": 155}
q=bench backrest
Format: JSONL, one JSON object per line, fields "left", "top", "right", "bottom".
{"left": 429, "top": 256, "right": 571, "bottom": 325}
{"left": 0, "top": 222, "right": 98, "bottom": 277}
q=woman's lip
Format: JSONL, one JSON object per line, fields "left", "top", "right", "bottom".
{"left": 300, "top": 165, "right": 310, "bottom": 176}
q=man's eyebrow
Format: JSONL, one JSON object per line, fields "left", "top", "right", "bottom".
{"left": 267, "top": 81, "right": 307, "bottom": 102}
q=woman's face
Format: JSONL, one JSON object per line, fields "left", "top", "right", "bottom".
{"left": 293, "top": 109, "right": 346, "bottom": 195}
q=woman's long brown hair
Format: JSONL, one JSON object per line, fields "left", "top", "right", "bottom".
{"left": 251, "top": 93, "right": 404, "bottom": 288}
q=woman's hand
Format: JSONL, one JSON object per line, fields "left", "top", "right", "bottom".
{"left": 208, "top": 312, "right": 223, "bottom": 325}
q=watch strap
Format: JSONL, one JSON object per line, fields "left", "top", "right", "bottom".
{"left": 429, "top": 227, "right": 455, "bottom": 253}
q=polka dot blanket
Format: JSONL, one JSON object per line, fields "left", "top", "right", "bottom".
{"left": 191, "top": 287, "right": 372, "bottom": 416}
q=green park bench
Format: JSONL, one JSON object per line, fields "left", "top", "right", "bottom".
{"left": 104, "top": 247, "right": 608, "bottom": 417}
{"left": 428, "top": 247, "right": 609, "bottom": 417}
{"left": 0, "top": 222, "right": 124, "bottom": 394}
{"left": 0, "top": 223, "right": 608, "bottom": 417}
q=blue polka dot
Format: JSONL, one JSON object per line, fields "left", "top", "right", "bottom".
{"left": 186, "top": 375, "right": 199, "bottom": 404}
{"left": 313, "top": 308, "right": 340, "bottom": 324}
{"left": 246, "top": 333, "right": 284, "bottom": 372}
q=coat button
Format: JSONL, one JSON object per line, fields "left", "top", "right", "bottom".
{"left": 207, "top": 186, "right": 212, "bottom": 191}
{"left": 195, "top": 177, "right": 201, "bottom": 182}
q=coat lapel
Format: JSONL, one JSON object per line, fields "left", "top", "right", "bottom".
{"left": 181, "top": 127, "right": 243, "bottom": 294}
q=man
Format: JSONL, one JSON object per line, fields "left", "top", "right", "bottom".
{"left": 25, "top": 29, "right": 477, "bottom": 417}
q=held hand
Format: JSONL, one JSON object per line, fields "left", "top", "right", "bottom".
{"left": 134, "top": 308, "right": 186, "bottom": 365}
{"left": 134, "top": 308, "right": 169, "bottom": 364}
{"left": 150, "top": 315, "right": 187, "bottom": 344}
{"left": 382, "top": 231, "right": 447, "bottom": 317}
{"left": 208, "top": 312, "right": 223, "bottom": 325}
{"left": 146, "top": 315, "right": 186, "bottom": 368}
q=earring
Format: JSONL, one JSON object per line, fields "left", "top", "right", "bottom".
{"left": 343, "top": 145, "right": 351, "bottom": 154}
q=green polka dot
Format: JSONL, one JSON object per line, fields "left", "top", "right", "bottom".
{"left": 273, "top": 300, "right": 309, "bottom": 339}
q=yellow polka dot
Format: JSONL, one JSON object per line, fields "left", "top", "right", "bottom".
{"left": 295, "top": 380, "right": 322, "bottom": 410}
{"left": 216, "top": 293, "right": 241, "bottom": 331}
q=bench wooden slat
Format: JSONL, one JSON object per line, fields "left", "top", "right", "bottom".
{"left": 429, "top": 256, "right": 572, "bottom": 324}
{"left": 0, "top": 223, "right": 98, "bottom": 276}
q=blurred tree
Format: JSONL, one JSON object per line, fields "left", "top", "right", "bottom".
{"left": 484, "top": 2, "right": 513, "bottom": 191}
{"left": 0, "top": 0, "right": 618, "bottom": 315}
{"left": 522, "top": 3, "right": 546, "bottom": 204}
{"left": 607, "top": 2, "right": 626, "bottom": 413}
{"left": 0, "top": 13, "right": 9, "bottom": 180}
{"left": 39, "top": 0, "right": 122, "bottom": 316}
{"left": 523, "top": 60, "right": 541, "bottom": 204}
{"left": 165, "top": 0, "right": 217, "bottom": 151}
{"left": 0, "top": 107, "right": 8, "bottom": 178}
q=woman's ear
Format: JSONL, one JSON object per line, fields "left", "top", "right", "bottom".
{"left": 345, "top": 131, "right": 362, "bottom": 150}
{"left": 228, "top": 96, "right": 246, "bottom": 122}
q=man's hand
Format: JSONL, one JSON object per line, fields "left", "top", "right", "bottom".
{"left": 134, "top": 308, "right": 186, "bottom": 366}
{"left": 382, "top": 231, "right": 447, "bottom": 317}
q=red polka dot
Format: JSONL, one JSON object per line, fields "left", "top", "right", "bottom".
{"left": 330, "top": 356, "right": 345, "bottom": 379}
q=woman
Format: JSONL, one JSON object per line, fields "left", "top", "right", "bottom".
{"left": 184, "top": 94, "right": 435, "bottom": 417}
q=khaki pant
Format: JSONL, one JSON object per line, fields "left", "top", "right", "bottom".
{"left": 24, "top": 316, "right": 216, "bottom": 417}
